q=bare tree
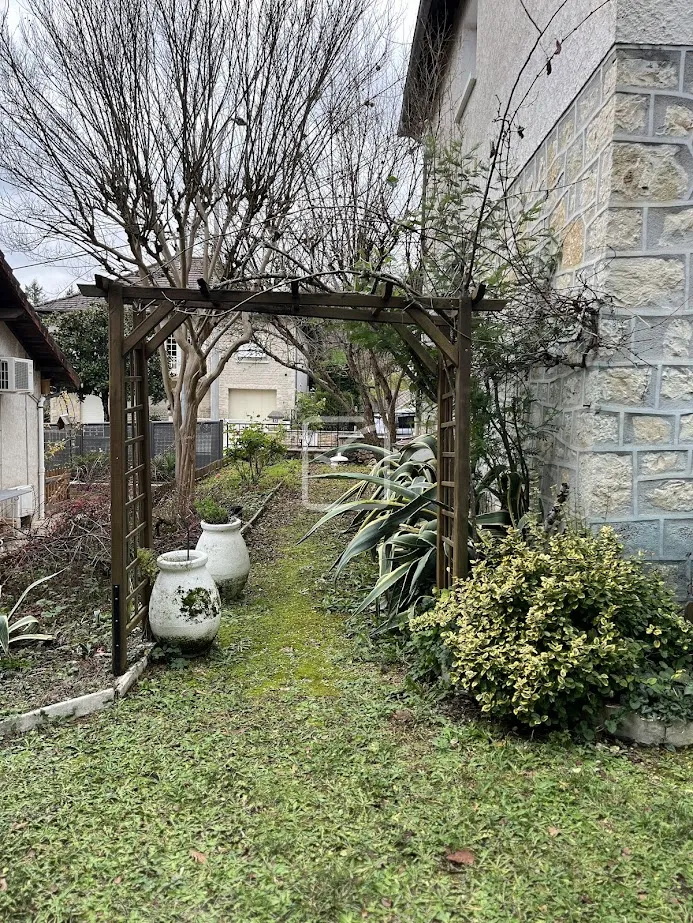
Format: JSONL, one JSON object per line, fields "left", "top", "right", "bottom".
{"left": 253, "top": 73, "right": 425, "bottom": 444}
{"left": 0, "top": 0, "right": 386, "bottom": 509}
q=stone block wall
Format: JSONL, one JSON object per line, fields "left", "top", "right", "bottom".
{"left": 523, "top": 45, "right": 693, "bottom": 597}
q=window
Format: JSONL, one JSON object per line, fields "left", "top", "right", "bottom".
{"left": 454, "top": 0, "right": 478, "bottom": 126}
{"left": 165, "top": 335, "right": 180, "bottom": 374}
{"left": 236, "top": 343, "right": 267, "bottom": 362}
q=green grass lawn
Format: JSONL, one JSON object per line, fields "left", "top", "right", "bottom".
{"left": 2, "top": 488, "right": 693, "bottom": 922}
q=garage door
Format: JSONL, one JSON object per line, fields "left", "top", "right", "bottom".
{"left": 227, "top": 388, "right": 278, "bottom": 420}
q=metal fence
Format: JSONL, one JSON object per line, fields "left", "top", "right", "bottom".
{"left": 45, "top": 417, "right": 414, "bottom": 473}
{"left": 222, "top": 420, "right": 362, "bottom": 452}
{"left": 44, "top": 421, "right": 224, "bottom": 471}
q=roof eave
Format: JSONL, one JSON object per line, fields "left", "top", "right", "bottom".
{"left": 399, "top": 0, "right": 463, "bottom": 140}
{"left": 0, "top": 251, "right": 81, "bottom": 391}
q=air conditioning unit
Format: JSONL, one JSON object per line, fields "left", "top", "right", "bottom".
{"left": 0, "top": 486, "right": 35, "bottom": 528}
{"left": 0, "top": 357, "right": 33, "bottom": 393}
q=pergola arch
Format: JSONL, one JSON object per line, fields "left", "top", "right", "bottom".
{"left": 78, "top": 275, "right": 503, "bottom": 674}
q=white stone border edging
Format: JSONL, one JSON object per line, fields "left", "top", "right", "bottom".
{"left": 0, "top": 648, "right": 151, "bottom": 739}
{"left": 605, "top": 705, "right": 693, "bottom": 747}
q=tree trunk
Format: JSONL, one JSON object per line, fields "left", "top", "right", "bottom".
{"left": 386, "top": 405, "right": 397, "bottom": 447}
{"left": 172, "top": 357, "right": 205, "bottom": 517}
{"left": 360, "top": 399, "right": 380, "bottom": 445}
{"left": 173, "top": 399, "right": 200, "bottom": 517}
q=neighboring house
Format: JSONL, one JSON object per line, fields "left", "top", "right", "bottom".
{"left": 198, "top": 341, "right": 308, "bottom": 423}
{"left": 402, "top": 0, "right": 693, "bottom": 594}
{"left": 40, "top": 275, "right": 308, "bottom": 424}
{"left": 0, "top": 252, "right": 79, "bottom": 525}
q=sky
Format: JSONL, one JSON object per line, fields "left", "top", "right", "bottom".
{"left": 0, "top": 0, "right": 421, "bottom": 300}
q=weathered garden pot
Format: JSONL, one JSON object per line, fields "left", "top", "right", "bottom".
{"left": 149, "top": 550, "right": 221, "bottom": 654}
{"left": 196, "top": 518, "right": 250, "bottom": 602}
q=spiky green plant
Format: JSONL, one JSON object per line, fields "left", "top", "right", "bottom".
{"left": 0, "top": 571, "right": 60, "bottom": 655}
{"left": 305, "top": 436, "right": 524, "bottom": 621}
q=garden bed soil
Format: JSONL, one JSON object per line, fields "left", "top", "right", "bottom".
{"left": 0, "top": 466, "right": 306, "bottom": 720}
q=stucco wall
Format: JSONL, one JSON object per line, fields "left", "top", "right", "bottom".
{"left": 0, "top": 322, "right": 41, "bottom": 516}
{"left": 436, "top": 0, "right": 616, "bottom": 162}
{"left": 437, "top": 0, "right": 693, "bottom": 169}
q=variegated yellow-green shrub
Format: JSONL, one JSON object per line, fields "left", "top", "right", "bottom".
{"left": 410, "top": 524, "right": 693, "bottom": 729}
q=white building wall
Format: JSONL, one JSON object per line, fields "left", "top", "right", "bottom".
{"left": 434, "top": 0, "right": 693, "bottom": 166}
{"left": 0, "top": 322, "right": 42, "bottom": 517}
{"left": 435, "top": 0, "right": 616, "bottom": 159}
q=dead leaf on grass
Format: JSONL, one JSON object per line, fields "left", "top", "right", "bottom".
{"left": 190, "top": 849, "right": 207, "bottom": 864}
{"left": 0, "top": 878, "right": 7, "bottom": 891}
{"left": 446, "top": 849, "right": 475, "bottom": 867}
{"left": 548, "top": 826, "right": 560, "bottom": 837}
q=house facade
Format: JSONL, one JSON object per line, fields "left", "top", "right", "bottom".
{"left": 402, "top": 0, "right": 693, "bottom": 594}
{"left": 0, "top": 252, "right": 79, "bottom": 525}
{"left": 197, "top": 341, "right": 308, "bottom": 422}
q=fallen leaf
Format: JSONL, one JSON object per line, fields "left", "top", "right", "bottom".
{"left": 381, "top": 898, "right": 393, "bottom": 908}
{"left": 621, "top": 847, "right": 632, "bottom": 857}
{"left": 0, "top": 878, "right": 6, "bottom": 892}
{"left": 548, "top": 826, "right": 560, "bottom": 837}
{"left": 190, "top": 849, "right": 207, "bottom": 864}
{"left": 446, "top": 849, "right": 475, "bottom": 867}
{"left": 113, "top": 876, "right": 122, "bottom": 885}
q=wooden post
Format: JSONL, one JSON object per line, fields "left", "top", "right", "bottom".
{"left": 138, "top": 340, "right": 153, "bottom": 640}
{"left": 452, "top": 299, "right": 472, "bottom": 580}
{"left": 108, "top": 284, "right": 127, "bottom": 675}
{"left": 436, "top": 354, "right": 446, "bottom": 590}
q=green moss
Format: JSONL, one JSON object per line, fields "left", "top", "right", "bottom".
{"left": 178, "top": 586, "right": 218, "bottom": 622}
{"left": 217, "top": 516, "right": 348, "bottom": 698}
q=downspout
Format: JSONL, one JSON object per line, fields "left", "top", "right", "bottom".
{"left": 210, "top": 346, "right": 220, "bottom": 420}
{"left": 37, "top": 394, "right": 45, "bottom": 519}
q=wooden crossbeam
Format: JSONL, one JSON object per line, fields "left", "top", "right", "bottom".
{"left": 145, "top": 310, "right": 189, "bottom": 358}
{"left": 404, "top": 304, "right": 457, "bottom": 365}
{"left": 123, "top": 299, "right": 178, "bottom": 353}
{"left": 394, "top": 326, "right": 437, "bottom": 375}
{"left": 79, "top": 281, "right": 504, "bottom": 317}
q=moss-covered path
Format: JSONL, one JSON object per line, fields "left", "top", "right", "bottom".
{"left": 2, "top": 492, "right": 693, "bottom": 922}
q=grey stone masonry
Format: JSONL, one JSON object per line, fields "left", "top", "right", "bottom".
{"left": 524, "top": 45, "right": 693, "bottom": 597}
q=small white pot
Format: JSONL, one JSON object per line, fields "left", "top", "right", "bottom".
{"left": 149, "top": 550, "right": 221, "bottom": 654}
{"left": 196, "top": 518, "right": 250, "bottom": 602}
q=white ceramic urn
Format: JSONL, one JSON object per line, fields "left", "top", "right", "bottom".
{"left": 148, "top": 549, "right": 221, "bottom": 654}
{"left": 196, "top": 517, "right": 250, "bottom": 602}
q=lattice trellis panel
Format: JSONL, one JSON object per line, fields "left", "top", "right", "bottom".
{"left": 109, "top": 291, "right": 153, "bottom": 674}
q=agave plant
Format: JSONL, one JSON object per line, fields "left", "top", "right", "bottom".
{"left": 0, "top": 571, "right": 60, "bottom": 655}
{"left": 303, "top": 437, "right": 442, "bottom": 617}
{"left": 306, "top": 435, "right": 532, "bottom": 621}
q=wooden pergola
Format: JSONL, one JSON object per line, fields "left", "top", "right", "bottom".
{"left": 78, "top": 276, "right": 503, "bottom": 674}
